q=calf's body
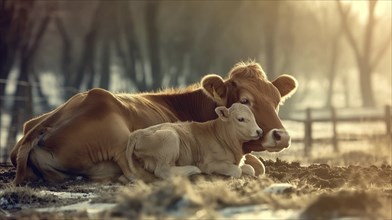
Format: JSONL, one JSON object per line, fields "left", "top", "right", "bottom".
{"left": 127, "top": 104, "right": 262, "bottom": 180}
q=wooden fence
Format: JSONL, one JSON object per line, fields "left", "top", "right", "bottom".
{"left": 285, "top": 105, "right": 392, "bottom": 156}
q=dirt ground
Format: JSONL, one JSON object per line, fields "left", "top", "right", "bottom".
{"left": 0, "top": 151, "right": 391, "bottom": 219}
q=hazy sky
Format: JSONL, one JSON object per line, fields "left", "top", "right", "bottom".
{"left": 346, "top": 0, "right": 392, "bottom": 23}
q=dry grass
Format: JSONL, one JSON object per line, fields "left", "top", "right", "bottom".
{"left": 0, "top": 139, "right": 391, "bottom": 219}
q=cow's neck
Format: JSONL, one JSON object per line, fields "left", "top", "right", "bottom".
{"left": 147, "top": 88, "right": 218, "bottom": 122}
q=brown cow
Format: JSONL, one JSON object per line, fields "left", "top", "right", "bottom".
{"left": 126, "top": 103, "right": 263, "bottom": 181}
{"left": 10, "top": 61, "right": 297, "bottom": 184}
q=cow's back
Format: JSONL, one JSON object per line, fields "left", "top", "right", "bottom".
{"left": 12, "top": 88, "right": 180, "bottom": 183}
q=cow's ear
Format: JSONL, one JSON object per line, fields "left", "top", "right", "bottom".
{"left": 272, "top": 75, "right": 298, "bottom": 102}
{"left": 215, "top": 106, "right": 229, "bottom": 121}
{"left": 201, "top": 74, "right": 227, "bottom": 105}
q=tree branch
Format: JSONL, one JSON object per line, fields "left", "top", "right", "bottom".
{"left": 25, "top": 11, "right": 51, "bottom": 60}
{"left": 362, "top": 0, "right": 377, "bottom": 63}
{"left": 336, "top": 0, "right": 362, "bottom": 62}
{"left": 370, "top": 32, "right": 392, "bottom": 71}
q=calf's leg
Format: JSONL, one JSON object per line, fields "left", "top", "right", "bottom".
{"left": 170, "top": 166, "right": 201, "bottom": 176}
{"left": 132, "top": 129, "right": 181, "bottom": 179}
{"left": 205, "top": 162, "right": 242, "bottom": 178}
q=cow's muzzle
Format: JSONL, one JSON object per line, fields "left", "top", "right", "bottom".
{"left": 261, "top": 129, "right": 291, "bottom": 152}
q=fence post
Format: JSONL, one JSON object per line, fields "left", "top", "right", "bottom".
{"left": 0, "top": 108, "right": 2, "bottom": 160}
{"left": 331, "top": 106, "right": 339, "bottom": 152}
{"left": 16, "top": 109, "right": 25, "bottom": 140}
{"left": 386, "top": 105, "right": 391, "bottom": 138}
{"left": 304, "top": 108, "right": 312, "bottom": 156}
{"left": 26, "top": 82, "right": 33, "bottom": 119}
{"left": 0, "top": 108, "right": 2, "bottom": 147}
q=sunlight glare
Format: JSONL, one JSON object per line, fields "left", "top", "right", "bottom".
{"left": 343, "top": 0, "right": 392, "bottom": 23}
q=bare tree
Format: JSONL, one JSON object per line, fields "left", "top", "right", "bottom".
{"left": 145, "top": 1, "right": 162, "bottom": 90}
{"left": 337, "top": 0, "right": 392, "bottom": 107}
{"left": 55, "top": 14, "right": 73, "bottom": 98}
{"left": 115, "top": 2, "right": 146, "bottom": 91}
{"left": 0, "top": 0, "right": 33, "bottom": 108}
{"left": 262, "top": 1, "right": 281, "bottom": 79}
{"left": 6, "top": 1, "right": 51, "bottom": 148}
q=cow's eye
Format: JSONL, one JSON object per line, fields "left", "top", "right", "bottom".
{"left": 238, "top": 118, "right": 245, "bottom": 122}
{"left": 240, "top": 98, "right": 249, "bottom": 105}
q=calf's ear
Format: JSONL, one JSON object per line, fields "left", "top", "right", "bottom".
{"left": 201, "top": 74, "right": 227, "bottom": 105}
{"left": 272, "top": 74, "right": 298, "bottom": 102}
{"left": 215, "top": 106, "right": 229, "bottom": 121}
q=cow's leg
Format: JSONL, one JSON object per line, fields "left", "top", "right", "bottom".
{"left": 86, "top": 161, "right": 124, "bottom": 182}
{"left": 205, "top": 162, "right": 242, "bottom": 178}
{"left": 170, "top": 166, "right": 201, "bottom": 176}
{"left": 243, "top": 154, "right": 265, "bottom": 176}
{"left": 29, "top": 147, "right": 71, "bottom": 183}
{"left": 116, "top": 154, "right": 136, "bottom": 182}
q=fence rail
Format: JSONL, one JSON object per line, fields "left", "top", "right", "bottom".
{"left": 284, "top": 105, "right": 392, "bottom": 156}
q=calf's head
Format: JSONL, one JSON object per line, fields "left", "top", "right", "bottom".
{"left": 202, "top": 61, "right": 297, "bottom": 153}
{"left": 215, "top": 103, "right": 262, "bottom": 142}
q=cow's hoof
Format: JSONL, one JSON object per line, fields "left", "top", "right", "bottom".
{"left": 118, "top": 175, "right": 136, "bottom": 184}
{"left": 244, "top": 154, "right": 265, "bottom": 176}
{"left": 241, "top": 164, "right": 256, "bottom": 177}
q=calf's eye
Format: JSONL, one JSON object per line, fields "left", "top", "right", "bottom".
{"left": 238, "top": 118, "right": 245, "bottom": 122}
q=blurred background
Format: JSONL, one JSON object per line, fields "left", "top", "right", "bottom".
{"left": 0, "top": 0, "right": 391, "bottom": 164}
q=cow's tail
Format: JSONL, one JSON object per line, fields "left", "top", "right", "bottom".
{"left": 126, "top": 131, "right": 157, "bottom": 182}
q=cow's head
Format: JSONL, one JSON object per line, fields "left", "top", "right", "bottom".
{"left": 201, "top": 61, "right": 297, "bottom": 153}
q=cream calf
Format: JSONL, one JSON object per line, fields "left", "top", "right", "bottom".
{"left": 125, "top": 103, "right": 263, "bottom": 181}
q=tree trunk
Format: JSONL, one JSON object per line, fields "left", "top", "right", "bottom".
{"left": 6, "top": 6, "right": 50, "bottom": 148}
{"left": 0, "top": 0, "right": 29, "bottom": 108}
{"left": 6, "top": 57, "right": 31, "bottom": 148}
{"left": 358, "top": 0, "right": 376, "bottom": 107}
{"left": 325, "top": 31, "right": 341, "bottom": 107}
{"left": 337, "top": 0, "right": 379, "bottom": 108}
{"left": 359, "top": 63, "right": 375, "bottom": 107}
{"left": 72, "top": 2, "right": 103, "bottom": 94}
{"left": 117, "top": 3, "right": 146, "bottom": 91}
{"left": 342, "top": 75, "right": 350, "bottom": 107}
{"left": 31, "top": 71, "right": 49, "bottom": 111}
{"left": 263, "top": 1, "right": 280, "bottom": 79}
{"left": 145, "top": 2, "right": 161, "bottom": 90}
{"left": 99, "top": 38, "right": 111, "bottom": 90}
{"left": 55, "top": 16, "right": 74, "bottom": 99}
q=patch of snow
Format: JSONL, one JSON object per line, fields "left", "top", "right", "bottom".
{"left": 264, "top": 183, "right": 296, "bottom": 194}
{"left": 35, "top": 200, "right": 116, "bottom": 217}
{"left": 38, "top": 190, "right": 96, "bottom": 199}
{"left": 220, "top": 204, "right": 299, "bottom": 220}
